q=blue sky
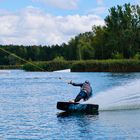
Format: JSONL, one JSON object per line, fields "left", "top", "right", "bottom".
{"left": 0, "top": 0, "right": 139, "bottom": 17}
{"left": 0, "top": 0, "right": 139, "bottom": 45}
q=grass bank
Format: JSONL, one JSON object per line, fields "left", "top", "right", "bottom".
{"left": 0, "top": 65, "right": 22, "bottom": 70}
{"left": 22, "top": 61, "right": 73, "bottom": 71}
{"left": 22, "top": 59, "right": 140, "bottom": 72}
{"left": 71, "top": 59, "right": 140, "bottom": 72}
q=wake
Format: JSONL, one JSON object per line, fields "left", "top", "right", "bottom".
{"left": 85, "top": 79, "right": 140, "bottom": 111}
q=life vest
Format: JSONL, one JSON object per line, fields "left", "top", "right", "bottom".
{"left": 81, "top": 83, "right": 92, "bottom": 94}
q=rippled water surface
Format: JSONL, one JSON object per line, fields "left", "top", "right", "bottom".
{"left": 0, "top": 70, "right": 140, "bottom": 139}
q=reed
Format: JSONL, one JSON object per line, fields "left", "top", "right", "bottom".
{"left": 71, "top": 59, "right": 140, "bottom": 72}
{"left": 23, "top": 61, "right": 73, "bottom": 71}
{"left": 0, "top": 65, "right": 22, "bottom": 69}
{"left": 22, "top": 59, "right": 140, "bottom": 72}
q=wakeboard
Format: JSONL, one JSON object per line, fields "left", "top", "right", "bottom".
{"left": 57, "top": 101, "right": 99, "bottom": 114}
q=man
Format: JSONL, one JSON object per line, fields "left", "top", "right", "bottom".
{"left": 68, "top": 80, "right": 92, "bottom": 102}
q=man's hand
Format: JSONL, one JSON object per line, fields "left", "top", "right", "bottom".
{"left": 68, "top": 80, "right": 72, "bottom": 84}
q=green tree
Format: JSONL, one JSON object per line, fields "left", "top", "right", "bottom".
{"left": 105, "top": 3, "right": 140, "bottom": 58}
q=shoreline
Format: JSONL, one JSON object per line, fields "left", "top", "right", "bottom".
{"left": 0, "top": 59, "right": 140, "bottom": 72}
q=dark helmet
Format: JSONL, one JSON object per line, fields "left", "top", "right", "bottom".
{"left": 85, "top": 80, "right": 90, "bottom": 84}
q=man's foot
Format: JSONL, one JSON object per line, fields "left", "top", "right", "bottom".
{"left": 69, "top": 99, "right": 75, "bottom": 103}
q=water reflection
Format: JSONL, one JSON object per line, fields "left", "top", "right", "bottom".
{"left": 56, "top": 112, "right": 99, "bottom": 139}
{"left": 57, "top": 111, "right": 99, "bottom": 118}
{"left": 0, "top": 70, "right": 140, "bottom": 139}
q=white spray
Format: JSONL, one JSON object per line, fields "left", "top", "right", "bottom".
{"left": 85, "top": 79, "right": 140, "bottom": 111}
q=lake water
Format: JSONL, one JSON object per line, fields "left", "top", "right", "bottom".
{"left": 0, "top": 70, "right": 140, "bottom": 140}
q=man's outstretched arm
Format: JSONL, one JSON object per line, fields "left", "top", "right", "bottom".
{"left": 68, "top": 80, "right": 83, "bottom": 87}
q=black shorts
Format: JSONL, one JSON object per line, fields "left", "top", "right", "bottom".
{"left": 74, "top": 91, "right": 87, "bottom": 102}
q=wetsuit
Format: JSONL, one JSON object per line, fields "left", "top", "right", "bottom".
{"left": 70, "top": 82, "right": 92, "bottom": 102}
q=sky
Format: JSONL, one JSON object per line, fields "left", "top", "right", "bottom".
{"left": 0, "top": 0, "right": 139, "bottom": 46}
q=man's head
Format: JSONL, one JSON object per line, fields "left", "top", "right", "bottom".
{"left": 85, "top": 80, "right": 90, "bottom": 84}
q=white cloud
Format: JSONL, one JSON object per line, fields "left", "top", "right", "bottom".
{"left": 88, "top": 6, "right": 107, "bottom": 15}
{"left": 96, "top": 0, "right": 104, "bottom": 5}
{"left": 33, "top": 0, "right": 78, "bottom": 10}
{"left": 0, "top": 7, "right": 104, "bottom": 45}
{"left": 137, "top": 0, "right": 140, "bottom": 4}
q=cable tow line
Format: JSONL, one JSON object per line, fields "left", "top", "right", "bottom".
{"left": 0, "top": 47, "right": 45, "bottom": 72}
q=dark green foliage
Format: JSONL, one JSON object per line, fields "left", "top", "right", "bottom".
{"left": 23, "top": 61, "right": 73, "bottom": 71}
{"left": 133, "top": 53, "right": 140, "bottom": 59}
{"left": 0, "top": 65, "right": 22, "bottom": 69}
{"left": 23, "top": 60, "right": 140, "bottom": 72}
{"left": 104, "top": 3, "right": 140, "bottom": 58}
{"left": 71, "top": 60, "right": 140, "bottom": 72}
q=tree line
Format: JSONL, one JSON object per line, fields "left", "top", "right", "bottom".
{"left": 0, "top": 3, "right": 140, "bottom": 65}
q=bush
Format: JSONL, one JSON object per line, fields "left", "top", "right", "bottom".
{"left": 53, "top": 56, "right": 65, "bottom": 61}
{"left": 112, "top": 52, "right": 124, "bottom": 59}
{"left": 133, "top": 53, "right": 140, "bottom": 60}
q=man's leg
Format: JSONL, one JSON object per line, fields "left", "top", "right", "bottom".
{"left": 74, "top": 91, "right": 86, "bottom": 102}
